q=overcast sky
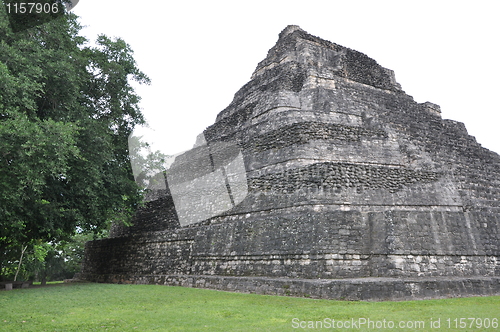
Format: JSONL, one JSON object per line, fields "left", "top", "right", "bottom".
{"left": 73, "top": 0, "right": 499, "bottom": 156}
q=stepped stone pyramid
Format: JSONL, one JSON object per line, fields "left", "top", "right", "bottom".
{"left": 77, "top": 25, "right": 500, "bottom": 300}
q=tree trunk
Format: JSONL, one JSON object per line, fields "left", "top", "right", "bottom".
{"left": 14, "top": 245, "right": 28, "bottom": 281}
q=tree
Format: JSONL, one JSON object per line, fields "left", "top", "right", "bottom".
{"left": 0, "top": 5, "right": 150, "bottom": 277}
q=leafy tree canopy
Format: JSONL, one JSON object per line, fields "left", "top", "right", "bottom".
{"left": 0, "top": 5, "right": 150, "bottom": 272}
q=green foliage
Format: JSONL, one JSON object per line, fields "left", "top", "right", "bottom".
{"left": 1, "top": 284, "right": 500, "bottom": 331}
{"left": 0, "top": 232, "right": 101, "bottom": 282}
{"left": 0, "top": 4, "right": 150, "bottom": 276}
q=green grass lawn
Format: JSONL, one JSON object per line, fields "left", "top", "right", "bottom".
{"left": 1, "top": 283, "right": 499, "bottom": 331}
{"left": 31, "top": 281, "right": 64, "bottom": 286}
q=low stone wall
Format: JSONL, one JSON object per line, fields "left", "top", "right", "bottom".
{"left": 74, "top": 274, "right": 500, "bottom": 301}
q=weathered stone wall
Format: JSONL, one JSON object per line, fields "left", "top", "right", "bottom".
{"left": 109, "top": 188, "right": 179, "bottom": 238}
{"left": 81, "top": 209, "right": 499, "bottom": 280}
{"left": 73, "top": 274, "right": 500, "bottom": 301}
{"left": 248, "top": 162, "right": 440, "bottom": 194}
{"left": 77, "top": 25, "right": 500, "bottom": 300}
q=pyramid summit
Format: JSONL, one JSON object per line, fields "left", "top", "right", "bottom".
{"left": 250, "top": 24, "right": 402, "bottom": 91}
{"left": 76, "top": 26, "right": 500, "bottom": 300}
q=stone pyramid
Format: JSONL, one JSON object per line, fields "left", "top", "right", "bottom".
{"left": 77, "top": 25, "right": 500, "bottom": 300}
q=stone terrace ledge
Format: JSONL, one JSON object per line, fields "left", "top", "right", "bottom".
{"left": 75, "top": 274, "right": 500, "bottom": 301}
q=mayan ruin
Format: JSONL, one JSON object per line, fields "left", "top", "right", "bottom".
{"left": 76, "top": 25, "right": 500, "bottom": 301}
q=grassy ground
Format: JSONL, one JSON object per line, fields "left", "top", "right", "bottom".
{"left": 1, "top": 283, "right": 499, "bottom": 331}
{"left": 31, "top": 281, "right": 64, "bottom": 286}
